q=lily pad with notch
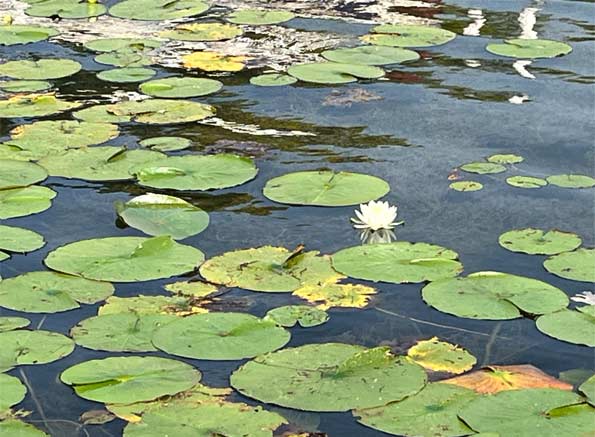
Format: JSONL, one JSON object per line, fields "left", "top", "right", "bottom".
{"left": 499, "top": 228, "right": 582, "bottom": 255}
{"left": 0, "top": 93, "right": 81, "bottom": 118}
{"left": 0, "top": 25, "right": 58, "bottom": 46}
{"left": 543, "top": 248, "right": 595, "bottom": 282}
{"left": 536, "top": 306, "right": 595, "bottom": 347}
{"left": 506, "top": 176, "right": 547, "bottom": 188}
{"left": 0, "top": 225, "right": 45, "bottom": 253}
{"left": 322, "top": 46, "right": 420, "bottom": 66}
{"left": 486, "top": 39, "right": 572, "bottom": 59}
{"left": 0, "top": 160, "right": 47, "bottom": 189}
{"left": 287, "top": 62, "right": 385, "bottom": 84}
{"left": 139, "top": 77, "right": 223, "bottom": 98}
{"left": 362, "top": 24, "right": 456, "bottom": 48}
{"left": 0, "top": 58, "right": 81, "bottom": 80}
{"left": 0, "top": 329, "right": 74, "bottom": 372}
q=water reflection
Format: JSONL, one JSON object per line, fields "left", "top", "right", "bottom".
{"left": 359, "top": 228, "right": 397, "bottom": 244}
{"left": 462, "top": 9, "right": 485, "bottom": 37}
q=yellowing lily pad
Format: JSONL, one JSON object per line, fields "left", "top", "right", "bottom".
{"left": 0, "top": 58, "right": 81, "bottom": 80}
{"left": 544, "top": 248, "right": 595, "bottom": 282}
{"left": 182, "top": 51, "right": 246, "bottom": 72}
{"left": 499, "top": 228, "right": 582, "bottom": 255}
{"left": 486, "top": 39, "right": 572, "bottom": 59}
{"left": 0, "top": 329, "right": 74, "bottom": 372}
{"left": 407, "top": 337, "right": 476, "bottom": 374}
{"left": 293, "top": 282, "right": 376, "bottom": 309}
{"left": 99, "top": 295, "right": 208, "bottom": 317}
{"left": 160, "top": 22, "right": 243, "bottom": 41}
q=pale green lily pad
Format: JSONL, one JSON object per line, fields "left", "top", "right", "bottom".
{"left": 265, "top": 305, "right": 329, "bottom": 328}
{"left": 38, "top": 147, "right": 164, "bottom": 182}
{"left": 25, "top": 0, "right": 107, "bottom": 19}
{"left": 263, "top": 170, "right": 389, "bottom": 206}
{"left": 487, "top": 154, "right": 524, "bottom": 164}
{"left": 72, "top": 313, "right": 177, "bottom": 352}
{"left": 132, "top": 154, "right": 257, "bottom": 191}
{"left": 458, "top": 388, "right": 594, "bottom": 436}
{"left": 140, "top": 77, "right": 222, "bottom": 98}
{"left": 0, "top": 225, "right": 44, "bottom": 253}
{"left": 0, "top": 93, "right": 81, "bottom": 118}
{"left": 45, "top": 235, "right": 205, "bottom": 282}
{"left": 0, "top": 186, "right": 56, "bottom": 219}
{"left": 362, "top": 24, "right": 456, "bottom": 48}
{"left": 287, "top": 62, "right": 384, "bottom": 84}
{"left": 231, "top": 344, "right": 427, "bottom": 411}
{"left": 61, "top": 356, "right": 201, "bottom": 404}
{"left": 250, "top": 73, "right": 297, "bottom": 87}
{"left": 506, "top": 176, "right": 547, "bottom": 188}
{"left": 422, "top": 271, "right": 569, "bottom": 320}
{"left": 0, "top": 80, "right": 51, "bottom": 92}
{"left": 486, "top": 39, "right": 572, "bottom": 59}
{"left": 0, "top": 373, "right": 26, "bottom": 410}
{"left": 407, "top": 337, "right": 476, "bottom": 374}
{"left": 355, "top": 383, "right": 476, "bottom": 437}
{"left": 0, "top": 419, "right": 48, "bottom": 436}
{"left": 74, "top": 99, "right": 215, "bottom": 124}
{"left": 139, "top": 136, "right": 191, "bottom": 152}
{"left": 153, "top": 312, "right": 291, "bottom": 360}
{"left": 199, "top": 246, "right": 342, "bottom": 292}
{"left": 160, "top": 22, "right": 243, "bottom": 41}
{"left": 0, "top": 316, "right": 30, "bottom": 332}
{"left": 84, "top": 38, "right": 162, "bottom": 53}
{"left": 322, "top": 46, "right": 419, "bottom": 65}
{"left": 0, "top": 59, "right": 81, "bottom": 80}
{"left": 227, "top": 9, "right": 295, "bottom": 25}
{"left": 332, "top": 242, "right": 463, "bottom": 284}
{"left": 0, "top": 329, "right": 74, "bottom": 372}
{"left": 0, "top": 271, "right": 114, "bottom": 313}
{"left": 546, "top": 174, "right": 595, "bottom": 188}
{"left": 109, "top": 0, "right": 209, "bottom": 21}
{"left": 95, "top": 51, "right": 152, "bottom": 68}
{"left": 98, "top": 295, "right": 207, "bottom": 316}
{"left": 544, "top": 248, "right": 595, "bottom": 282}
{"left": 449, "top": 181, "right": 483, "bottom": 192}
{"left": 579, "top": 375, "right": 595, "bottom": 406}
{"left": 0, "top": 24, "right": 58, "bottom": 46}
{"left": 460, "top": 162, "right": 506, "bottom": 174}
{"left": 499, "top": 228, "right": 582, "bottom": 255}
{"left": 536, "top": 306, "right": 595, "bottom": 347}
{"left": 0, "top": 251, "right": 8, "bottom": 262}
{"left": 116, "top": 193, "right": 209, "bottom": 240}
{"left": 0, "top": 160, "right": 47, "bottom": 189}
{"left": 97, "top": 67, "right": 156, "bottom": 83}
{"left": 164, "top": 280, "right": 218, "bottom": 298}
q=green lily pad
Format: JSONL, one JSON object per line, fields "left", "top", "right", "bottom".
{"left": 546, "top": 174, "right": 595, "bottom": 188}
{"left": 250, "top": 73, "right": 297, "bottom": 87}
{"left": 287, "top": 62, "right": 384, "bottom": 84}
{"left": 231, "top": 344, "right": 427, "bottom": 412}
{"left": 0, "top": 24, "right": 58, "bottom": 46}
{"left": 109, "top": 0, "right": 209, "bottom": 21}
{"left": 263, "top": 170, "right": 389, "bottom": 206}
{"left": 227, "top": 9, "right": 295, "bottom": 25}
{"left": 98, "top": 295, "right": 207, "bottom": 317}
{"left": 362, "top": 24, "right": 456, "bottom": 48}
{"left": 97, "top": 67, "right": 156, "bottom": 83}
{"left": 139, "top": 77, "right": 222, "bottom": 98}
{"left": 499, "top": 228, "right": 582, "bottom": 255}
{"left": 579, "top": 375, "right": 595, "bottom": 406}
{"left": 487, "top": 154, "right": 524, "bottom": 164}
{"left": 38, "top": 147, "right": 164, "bottom": 182}
{"left": 160, "top": 22, "right": 243, "bottom": 41}
{"left": 95, "top": 50, "right": 152, "bottom": 68}
{"left": 0, "top": 160, "right": 47, "bottom": 189}
{"left": 0, "top": 186, "right": 56, "bottom": 219}
{"left": 25, "top": 0, "right": 107, "bottom": 19}
{"left": 449, "top": 181, "right": 483, "bottom": 192}
{"left": 115, "top": 193, "right": 209, "bottom": 240}
{"left": 355, "top": 383, "right": 476, "bottom": 437}
{"left": 506, "top": 176, "right": 548, "bottom": 188}
{"left": 0, "top": 59, "right": 81, "bottom": 80}
{"left": 422, "top": 271, "right": 569, "bottom": 320}
{"left": 265, "top": 305, "right": 329, "bottom": 328}
{"left": 0, "top": 271, "right": 114, "bottom": 314}
{"left": 406, "top": 337, "right": 476, "bottom": 374}
{"left": 163, "top": 280, "right": 218, "bottom": 298}
{"left": 486, "top": 39, "right": 572, "bottom": 59}
{"left": 0, "top": 225, "right": 44, "bottom": 253}
{"left": 74, "top": 99, "right": 215, "bottom": 124}
{"left": 132, "top": 154, "right": 257, "bottom": 191}
{"left": 0, "top": 419, "right": 48, "bottom": 436}
{"left": 45, "top": 235, "right": 205, "bottom": 282}
{"left": 0, "top": 373, "right": 26, "bottom": 410}
{"left": 0, "top": 316, "right": 30, "bottom": 332}
{"left": 458, "top": 388, "right": 594, "bottom": 436}
{"left": 0, "top": 329, "right": 74, "bottom": 372}
{"left": 72, "top": 313, "right": 177, "bottom": 352}
{"left": 0, "top": 93, "right": 81, "bottom": 118}
{"left": 332, "top": 242, "right": 463, "bottom": 284}
{"left": 199, "top": 246, "right": 341, "bottom": 292}
{"left": 0, "top": 80, "right": 51, "bottom": 92}
{"left": 153, "top": 312, "right": 291, "bottom": 360}
{"left": 536, "top": 306, "right": 595, "bottom": 347}
{"left": 322, "top": 46, "right": 420, "bottom": 65}
{"left": 84, "top": 38, "right": 162, "bottom": 53}
{"left": 139, "top": 136, "right": 191, "bottom": 152}
{"left": 61, "top": 356, "right": 201, "bottom": 404}
{"left": 544, "top": 248, "right": 595, "bottom": 282}
{"left": 0, "top": 251, "right": 8, "bottom": 262}
{"left": 460, "top": 162, "right": 506, "bottom": 174}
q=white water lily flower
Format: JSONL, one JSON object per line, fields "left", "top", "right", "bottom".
{"left": 571, "top": 291, "right": 595, "bottom": 306}
{"left": 351, "top": 200, "right": 403, "bottom": 231}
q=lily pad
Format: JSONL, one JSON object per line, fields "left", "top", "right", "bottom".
{"left": 355, "top": 383, "right": 476, "bottom": 437}
{"left": 0, "top": 160, "right": 47, "bottom": 189}
{"left": 449, "top": 181, "right": 483, "bottom": 192}
{"left": 487, "top": 154, "right": 524, "bottom": 164}
{"left": 0, "top": 419, "right": 48, "bottom": 436}
{"left": 115, "top": 193, "right": 209, "bottom": 240}
{"left": 499, "top": 228, "right": 582, "bottom": 255}
{"left": 61, "top": 356, "right": 201, "bottom": 404}
{"left": 231, "top": 344, "right": 427, "bottom": 411}
{"left": 407, "top": 337, "right": 476, "bottom": 374}
{"left": 0, "top": 225, "right": 45, "bottom": 253}
{"left": 422, "top": 271, "right": 569, "bottom": 320}
{"left": 139, "top": 136, "right": 191, "bottom": 152}
{"left": 0, "top": 25, "right": 58, "bottom": 46}
{"left": 322, "top": 46, "right": 419, "bottom": 65}
{"left": 164, "top": 280, "right": 218, "bottom": 298}
{"left": 109, "top": 0, "right": 209, "bottom": 20}
{"left": 0, "top": 80, "right": 51, "bottom": 92}
{"left": 0, "top": 59, "right": 81, "bottom": 80}
{"left": 97, "top": 67, "right": 156, "bottom": 83}
{"left": 84, "top": 38, "right": 162, "bottom": 53}
{"left": 287, "top": 62, "right": 384, "bottom": 84}
{"left": 546, "top": 174, "right": 595, "bottom": 188}
{"left": 0, "top": 329, "right": 74, "bottom": 372}
{"left": 132, "top": 154, "right": 257, "bottom": 191}
{"left": 152, "top": 312, "right": 291, "bottom": 360}
{"left": 263, "top": 170, "right": 389, "bottom": 206}
{"left": 99, "top": 295, "right": 208, "bottom": 317}
{"left": 332, "top": 242, "right": 463, "bottom": 284}
{"left": 250, "top": 73, "right": 297, "bottom": 87}
{"left": 227, "top": 9, "right": 295, "bottom": 25}
{"left": 458, "top": 388, "right": 594, "bottom": 436}
{"left": 139, "top": 77, "right": 223, "bottom": 98}
{"left": 0, "top": 93, "right": 81, "bottom": 118}
{"left": 460, "top": 162, "right": 506, "bottom": 174}
{"left": 45, "top": 235, "right": 205, "bottom": 282}
{"left": 25, "top": 0, "right": 107, "bottom": 19}
{"left": 182, "top": 51, "right": 246, "bottom": 72}
{"left": 506, "top": 176, "right": 548, "bottom": 188}
{"left": 0, "top": 373, "right": 26, "bottom": 411}
{"left": 265, "top": 305, "right": 329, "bottom": 328}
{"left": 536, "top": 306, "right": 595, "bottom": 346}
{"left": 95, "top": 50, "right": 152, "bottom": 68}
{"left": 0, "top": 271, "right": 114, "bottom": 313}
{"left": 486, "top": 39, "right": 572, "bottom": 59}
{"left": 544, "top": 248, "right": 595, "bottom": 282}
{"left": 0, "top": 316, "right": 30, "bottom": 332}
{"left": 160, "top": 22, "right": 243, "bottom": 41}
{"left": 362, "top": 24, "right": 456, "bottom": 48}
{"left": 293, "top": 282, "right": 376, "bottom": 309}
{"left": 579, "top": 375, "right": 595, "bottom": 406}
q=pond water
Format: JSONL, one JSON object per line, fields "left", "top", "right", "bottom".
{"left": 0, "top": 0, "right": 594, "bottom": 436}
